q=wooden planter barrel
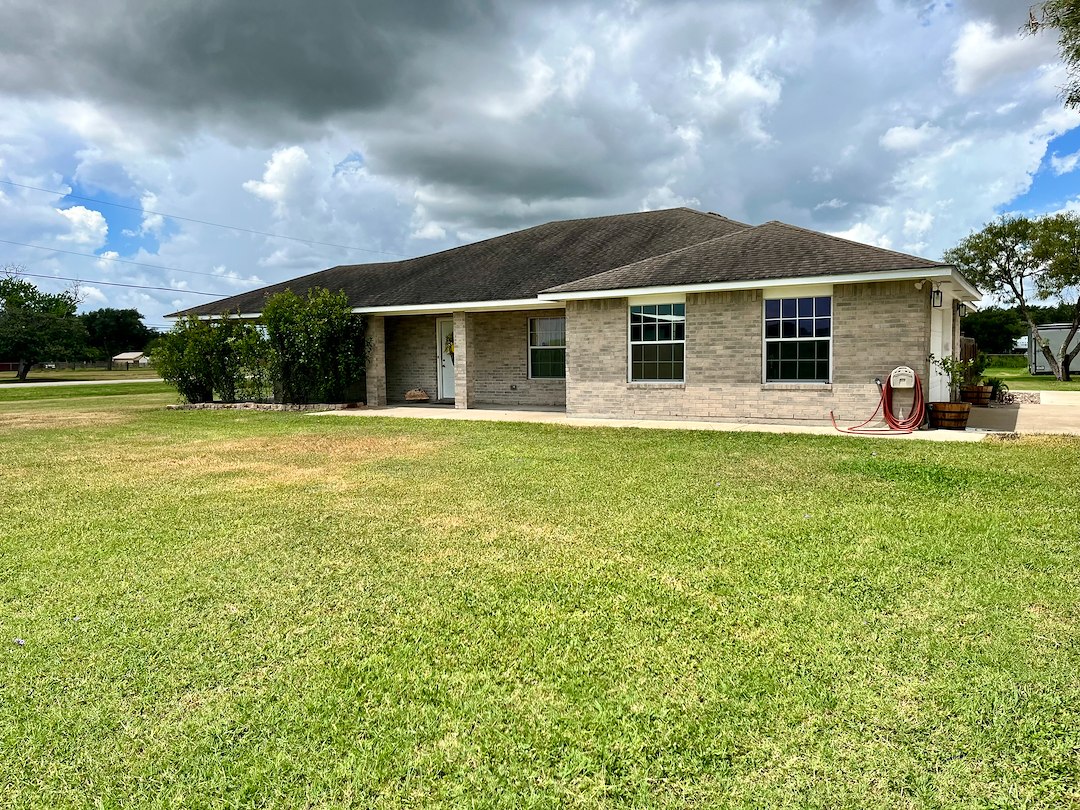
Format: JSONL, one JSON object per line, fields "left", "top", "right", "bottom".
{"left": 959, "top": 384, "right": 993, "bottom": 408}
{"left": 928, "top": 401, "right": 971, "bottom": 430}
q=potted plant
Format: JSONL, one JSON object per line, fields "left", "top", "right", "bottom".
{"left": 927, "top": 353, "right": 972, "bottom": 429}
{"left": 957, "top": 352, "right": 993, "bottom": 407}
{"left": 984, "top": 376, "right": 1010, "bottom": 403}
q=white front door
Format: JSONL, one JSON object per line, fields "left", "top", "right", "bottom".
{"left": 437, "top": 318, "right": 455, "bottom": 401}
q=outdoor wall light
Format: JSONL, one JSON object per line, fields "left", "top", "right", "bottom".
{"left": 931, "top": 289, "right": 943, "bottom": 308}
{"left": 956, "top": 302, "right": 967, "bottom": 317}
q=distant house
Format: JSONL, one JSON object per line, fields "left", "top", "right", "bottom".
{"left": 112, "top": 351, "right": 150, "bottom": 368}
{"left": 170, "top": 208, "right": 979, "bottom": 424}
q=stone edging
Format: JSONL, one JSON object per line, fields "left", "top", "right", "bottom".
{"left": 166, "top": 402, "right": 363, "bottom": 412}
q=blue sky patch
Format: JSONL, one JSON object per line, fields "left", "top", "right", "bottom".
{"left": 1007, "top": 128, "right": 1080, "bottom": 214}
{"left": 59, "top": 180, "right": 174, "bottom": 256}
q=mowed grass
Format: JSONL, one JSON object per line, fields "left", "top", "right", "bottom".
{"left": 1, "top": 394, "right": 1078, "bottom": 808}
{"left": 984, "top": 364, "right": 1080, "bottom": 392}
{"left": 0, "top": 381, "right": 174, "bottom": 403}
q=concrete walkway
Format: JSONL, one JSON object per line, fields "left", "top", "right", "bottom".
{"left": 966, "top": 390, "right": 1080, "bottom": 435}
{"left": 0, "top": 378, "right": 163, "bottom": 389}
{"left": 318, "top": 392, "right": 1079, "bottom": 440}
{"left": 315, "top": 404, "right": 988, "bottom": 442}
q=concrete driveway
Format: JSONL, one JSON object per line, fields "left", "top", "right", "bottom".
{"left": 966, "top": 391, "right": 1080, "bottom": 435}
{"left": 0, "top": 378, "right": 162, "bottom": 389}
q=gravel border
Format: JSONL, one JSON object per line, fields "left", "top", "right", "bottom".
{"left": 1000, "top": 392, "right": 1041, "bottom": 405}
{"left": 166, "top": 402, "right": 363, "bottom": 412}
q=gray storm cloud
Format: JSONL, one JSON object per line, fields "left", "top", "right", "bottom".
{"left": 0, "top": 0, "right": 1070, "bottom": 325}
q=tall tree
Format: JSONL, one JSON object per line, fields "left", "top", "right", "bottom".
{"left": 944, "top": 215, "right": 1080, "bottom": 379}
{"left": 1028, "top": 1, "right": 1080, "bottom": 107}
{"left": 0, "top": 267, "right": 86, "bottom": 380}
{"left": 961, "top": 306, "right": 1026, "bottom": 354}
{"left": 80, "top": 308, "right": 155, "bottom": 366}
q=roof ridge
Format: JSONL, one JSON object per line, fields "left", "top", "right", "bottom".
{"left": 686, "top": 208, "right": 753, "bottom": 229}
{"left": 762, "top": 220, "right": 949, "bottom": 267}
{"left": 540, "top": 221, "right": 763, "bottom": 293}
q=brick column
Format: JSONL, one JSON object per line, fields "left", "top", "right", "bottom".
{"left": 453, "top": 311, "right": 475, "bottom": 409}
{"left": 365, "top": 315, "right": 387, "bottom": 407}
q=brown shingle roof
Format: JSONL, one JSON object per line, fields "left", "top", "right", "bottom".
{"left": 170, "top": 208, "right": 749, "bottom": 316}
{"left": 542, "top": 220, "right": 949, "bottom": 294}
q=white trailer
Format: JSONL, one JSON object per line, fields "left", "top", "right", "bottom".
{"left": 1028, "top": 323, "right": 1079, "bottom": 374}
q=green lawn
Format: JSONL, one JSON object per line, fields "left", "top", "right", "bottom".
{"left": 984, "top": 364, "right": 1080, "bottom": 392}
{"left": 0, "top": 381, "right": 174, "bottom": 403}
{"left": 1, "top": 392, "right": 1078, "bottom": 808}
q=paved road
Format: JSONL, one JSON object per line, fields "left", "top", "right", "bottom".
{"left": 0, "top": 378, "right": 163, "bottom": 389}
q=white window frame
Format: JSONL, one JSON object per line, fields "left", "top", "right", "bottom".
{"left": 527, "top": 316, "right": 566, "bottom": 379}
{"left": 627, "top": 299, "right": 686, "bottom": 383}
{"left": 762, "top": 293, "right": 833, "bottom": 384}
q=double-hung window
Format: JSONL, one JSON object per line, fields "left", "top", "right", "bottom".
{"left": 629, "top": 303, "right": 685, "bottom": 381}
{"left": 764, "top": 296, "right": 831, "bottom": 382}
{"left": 528, "top": 317, "right": 566, "bottom": 378}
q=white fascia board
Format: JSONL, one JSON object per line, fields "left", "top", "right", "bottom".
{"left": 949, "top": 272, "right": 981, "bottom": 302}
{"left": 351, "top": 298, "right": 564, "bottom": 316}
{"left": 172, "top": 312, "right": 262, "bottom": 321}
{"left": 539, "top": 267, "right": 978, "bottom": 302}
{"left": 168, "top": 299, "right": 564, "bottom": 321}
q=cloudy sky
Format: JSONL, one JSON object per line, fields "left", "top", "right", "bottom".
{"left": 0, "top": 0, "right": 1075, "bottom": 324}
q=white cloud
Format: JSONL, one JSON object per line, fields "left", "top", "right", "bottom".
{"left": 686, "top": 50, "right": 782, "bottom": 144}
{"left": 94, "top": 250, "right": 119, "bottom": 271}
{"left": 242, "top": 145, "right": 315, "bottom": 215}
{"left": 814, "top": 198, "right": 846, "bottom": 211}
{"left": 880, "top": 123, "right": 939, "bottom": 152}
{"left": 903, "top": 210, "right": 934, "bottom": 237}
{"left": 641, "top": 184, "right": 700, "bottom": 211}
{"left": 138, "top": 192, "right": 165, "bottom": 234}
{"left": 411, "top": 221, "right": 446, "bottom": 240}
{"left": 828, "top": 222, "right": 893, "bottom": 249}
{"left": 950, "top": 21, "right": 1058, "bottom": 95}
{"left": 54, "top": 205, "right": 108, "bottom": 247}
{"left": 79, "top": 285, "right": 108, "bottom": 305}
{"left": 1050, "top": 150, "right": 1080, "bottom": 175}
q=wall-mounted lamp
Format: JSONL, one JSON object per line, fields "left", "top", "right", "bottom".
{"left": 956, "top": 302, "right": 967, "bottom": 317}
{"left": 931, "top": 289, "right": 943, "bottom": 308}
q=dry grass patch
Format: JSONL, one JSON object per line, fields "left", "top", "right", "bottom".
{"left": 0, "top": 409, "right": 131, "bottom": 430}
{"left": 98, "top": 432, "right": 447, "bottom": 493}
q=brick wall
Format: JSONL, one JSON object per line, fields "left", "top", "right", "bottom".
{"left": 468, "top": 310, "right": 566, "bottom": 407}
{"left": 565, "top": 281, "right": 930, "bottom": 424}
{"left": 365, "top": 315, "right": 387, "bottom": 406}
{"left": 385, "top": 315, "right": 438, "bottom": 401}
{"left": 384, "top": 310, "right": 566, "bottom": 407}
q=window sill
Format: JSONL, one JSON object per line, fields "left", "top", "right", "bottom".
{"left": 627, "top": 382, "right": 686, "bottom": 389}
{"left": 761, "top": 383, "right": 833, "bottom": 391}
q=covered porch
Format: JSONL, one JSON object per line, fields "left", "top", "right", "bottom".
{"left": 364, "top": 307, "right": 566, "bottom": 410}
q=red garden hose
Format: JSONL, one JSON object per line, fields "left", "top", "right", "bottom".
{"left": 830, "top": 374, "right": 926, "bottom": 435}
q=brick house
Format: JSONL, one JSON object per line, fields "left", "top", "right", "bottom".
{"left": 176, "top": 208, "right": 979, "bottom": 424}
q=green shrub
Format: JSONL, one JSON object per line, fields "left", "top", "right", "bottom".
{"left": 158, "top": 289, "right": 367, "bottom": 405}
{"left": 262, "top": 288, "right": 368, "bottom": 404}
{"left": 154, "top": 315, "right": 263, "bottom": 403}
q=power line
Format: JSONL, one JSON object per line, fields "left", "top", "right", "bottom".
{"left": 0, "top": 238, "right": 241, "bottom": 281}
{"left": 0, "top": 178, "right": 406, "bottom": 257}
{"left": 11, "top": 270, "right": 220, "bottom": 297}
